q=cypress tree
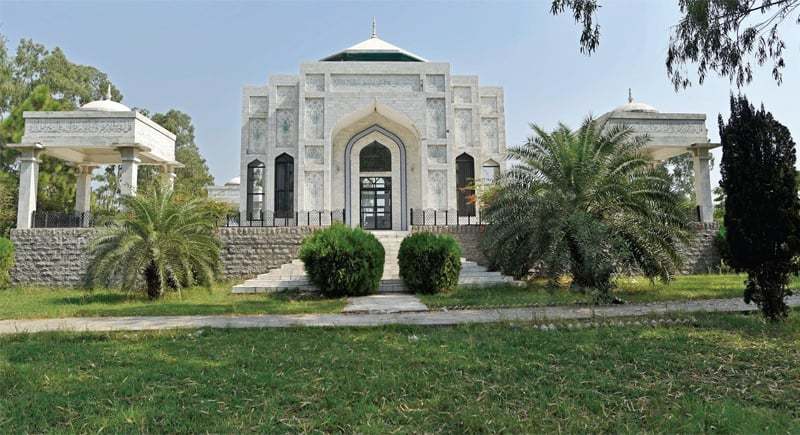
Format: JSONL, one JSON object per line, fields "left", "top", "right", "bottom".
{"left": 719, "top": 95, "right": 800, "bottom": 321}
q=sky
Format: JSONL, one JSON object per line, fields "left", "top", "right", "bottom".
{"left": 2, "top": 0, "right": 799, "bottom": 190}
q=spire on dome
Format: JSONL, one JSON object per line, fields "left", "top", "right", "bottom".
{"left": 628, "top": 88, "right": 633, "bottom": 103}
{"left": 106, "top": 84, "right": 112, "bottom": 101}
{"left": 371, "top": 17, "right": 377, "bottom": 38}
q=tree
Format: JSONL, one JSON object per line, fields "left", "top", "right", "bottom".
{"left": 719, "top": 95, "right": 800, "bottom": 321}
{"left": 481, "top": 118, "right": 692, "bottom": 302}
{"left": 658, "top": 152, "right": 715, "bottom": 201}
{"left": 551, "top": 0, "right": 800, "bottom": 89}
{"left": 87, "top": 183, "right": 221, "bottom": 299}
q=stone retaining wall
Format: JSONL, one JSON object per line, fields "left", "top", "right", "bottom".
{"left": 10, "top": 226, "right": 316, "bottom": 287}
{"left": 410, "top": 225, "right": 488, "bottom": 266}
{"left": 9, "top": 223, "right": 720, "bottom": 287}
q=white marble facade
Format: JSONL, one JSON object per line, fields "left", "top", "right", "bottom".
{"left": 239, "top": 32, "right": 507, "bottom": 230}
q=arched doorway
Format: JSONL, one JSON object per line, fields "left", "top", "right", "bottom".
{"left": 344, "top": 124, "right": 408, "bottom": 230}
{"left": 359, "top": 142, "right": 393, "bottom": 229}
{"left": 456, "top": 153, "right": 476, "bottom": 217}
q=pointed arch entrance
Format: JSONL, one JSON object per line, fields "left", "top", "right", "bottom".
{"left": 344, "top": 124, "right": 408, "bottom": 230}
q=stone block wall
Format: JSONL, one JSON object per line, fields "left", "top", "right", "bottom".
{"left": 411, "top": 225, "right": 488, "bottom": 266}
{"left": 10, "top": 226, "right": 316, "bottom": 287}
{"left": 217, "top": 227, "right": 314, "bottom": 279}
{"left": 10, "top": 228, "right": 96, "bottom": 286}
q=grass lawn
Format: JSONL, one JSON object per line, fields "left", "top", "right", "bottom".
{"left": 421, "top": 274, "right": 800, "bottom": 309}
{"left": 1, "top": 312, "right": 798, "bottom": 432}
{"left": 0, "top": 284, "right": 346, "bottom": 320}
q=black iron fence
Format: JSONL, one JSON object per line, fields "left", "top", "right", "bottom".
{"left": 31, "top": 211, "right": 101, "bottom": 228}
{"left": 221, "top": 210, "right": 347, "bottom": 227}
{"left": 410, "top": 208, "right": 484, "bottom": 226}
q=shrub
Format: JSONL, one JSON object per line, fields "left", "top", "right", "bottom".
{"left": 0, "top": 237, "right": 13, "bottom": 288}
{"left": 298, "top": 224, "right": 384, "bottom": 297}
{"left": 398, "top": 232, "right": 461, "bottom": 294}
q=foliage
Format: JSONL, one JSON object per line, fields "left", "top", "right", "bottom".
{"left": 481, "top": 117, "right": 692, "bottom": 302}
{"left": 550, "top": 0, "right": 800, "bottom": 89}
{"left": 87, "top": 183, "right": 221, "bottom": 299}
{"left": 658, "top": 152, "right": 715, "bottom": 202}
{"left": 398, "top": 232, "right": 461, "bottom": 294}
{"left": 298, "top": 224, "right": 384, "bottom": 297}
{"left": 719, "top": 94, "right": 800, "bottom": 321}
{"left": 0, "top": 236, "right": 13, "bottom": 288}
{"left": 0, "top": 171, "right": 16, "bottom": 236}
{"left": 713, "top": 225, "right": 733, "bottom": 267}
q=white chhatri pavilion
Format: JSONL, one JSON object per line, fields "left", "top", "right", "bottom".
{"left": 8, "top": 88, "right": 180, "bottom": 228}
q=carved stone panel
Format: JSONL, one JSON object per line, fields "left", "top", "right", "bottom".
{"left": 304, "top": 98, "right": 324, "bottom": 140}
{"left": 429, "top": 170, "right": 447, "bottom": 209}
{"left": 452, "top": 86, "right": 472, "bottom": 104}
{"left": 249, "top": 96, "right": 268, "bottom": 115}
{"left": 480, "top": 96, "right": 497, "bottom": 114}
{"left": 330, "top": 74, "right": 421, "bottom": 92}
{"left": 455, "top": 109, "right": 473, "bottom": 147}
{"left": 276, "top": 109, "right": 297, "bottom": 148}
{"left": 305, "top": 74, "right": 324, "bottom": 92}
{"left": 481, "top": 118, "right": 499, "bottom": 153}
{"left": 426, "top": 74, "right": 445, "bottom": 92}
{"left": 426, "top": 99, "right": 446, "bottom": 140}
{"left": 247, "top": 118, "right": 267, "bottom": 153}
{"left": 427, "top": 145, "right": 447, "bottom": 164}
{"left": 25, "top": 118, "right": 133, "bottom": 136}
{"left": 305, "top": 146, "right": 324, "bottom": 165}
{"left": 276, "top": 86, "right": 297, "bottom": 108}
{"left": 305, "top": 171, "right": 324, "bottom": 210}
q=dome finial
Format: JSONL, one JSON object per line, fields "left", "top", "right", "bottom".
{"left": 628, "top": 88, "right": 633, "bottom": 103}
{"left": 106, "top": 84, "right": 112, "bottom": 101}
{"left": 371, "top": 17, "right": 377, "bottom": 38}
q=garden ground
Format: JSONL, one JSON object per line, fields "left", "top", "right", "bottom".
{"left": 1, "top": 274, "right": 791, "bottom": 320}
{"left": 1, "top": 311, "right": 798, "bottom": 433}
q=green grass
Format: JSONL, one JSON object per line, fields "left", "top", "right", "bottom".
{"left": 1, "top": 312, "right": 798, "bottom": 432}
{"left": 0, "top": 284, "right": 346, "bottom": 319}
{"left": 421, "top": 274, "right": 800, "bottom": 309}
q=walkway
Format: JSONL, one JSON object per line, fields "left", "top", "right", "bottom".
{"left": 1, "top": 296, "right": 798, "bottom": 335}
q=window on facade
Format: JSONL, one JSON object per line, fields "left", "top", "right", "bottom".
{"left": 274, "top": 153, "right": 294, "bottom": 218}
{"left": 359, "top": 141, "right": 392, "bottom": 172}
{"left": 247, "top": 160, "right": 265, "bottom": 220}
{"left": 456, "top": 153, "right": 476, "bottom": 216}
{"left": 482, "top": 161, "right": 500, "bottom": 183}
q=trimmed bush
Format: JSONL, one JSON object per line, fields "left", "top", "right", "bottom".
{"left": 0, "top": 237, "right": 14, "bottom": 288}
{"left": 398, "top": 232, "right": 461, "bottom": 294}
{"left": 298, "top": 224, "right": 384, "bottom": 297}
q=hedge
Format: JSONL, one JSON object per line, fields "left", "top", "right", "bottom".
{"left": 298, "top": 224, "right": 384, "bottom": 297}
{"left": 398, "top": 232, "right": 461, "bottom": 294}
{"left": 0, "top": 237, "right": 14, "bottom": 288}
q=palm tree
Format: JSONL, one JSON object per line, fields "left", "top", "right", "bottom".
{"left": 481, "top": 117, "right": 691, "bottom": 302}
{"left": 87, "top": 183, "right": 221, "bottom": 299}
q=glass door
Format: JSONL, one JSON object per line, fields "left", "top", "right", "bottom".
{"left": 360, "top": 177, "right": 392, "bottom": 230}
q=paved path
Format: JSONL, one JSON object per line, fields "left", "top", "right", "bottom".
{"left": 342, "top": 294, "right": 428, "bottom": 314}
{"left": 1, "top": 296, "right": 798, "bottom": 335}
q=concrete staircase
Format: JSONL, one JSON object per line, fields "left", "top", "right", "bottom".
{"left": 232, "top": 231, "right": 523, "bottom": 294}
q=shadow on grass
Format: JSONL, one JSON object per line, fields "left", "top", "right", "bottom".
{"left": 56, "top": 292, "right": 140, "bottom": 306}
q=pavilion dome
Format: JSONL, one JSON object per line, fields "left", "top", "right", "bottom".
{"left": 613, "top": 89, "right": 658, "bottom": 113}
{"left": 321, "top": 19, "right": 427, "bottom": 62}
{"left": 80, "top": 99, "right": 131, "bottom": 112}
{"left": 225, "top": 176, "right": 240, "bottom": 186}
{"left": 79, "top": 85, "right": 131, "bottom": 112}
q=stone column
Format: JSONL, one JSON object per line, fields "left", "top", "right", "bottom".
{"left": 161, "top": 164, "right": 177, "bottom": 190}
{"left": 691, "top": 146, "right": 714, "bottom": 223}
{"left": 118, "top": 147, "right": 140, "bottom": 197}
{"left": 16, "top": 146, "right": 42, "bottom": 229}
{"left": 75, "top": 165, "right": 96, "bottom": 213}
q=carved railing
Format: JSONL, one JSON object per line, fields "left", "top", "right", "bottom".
{"left": 410, "top": 208, "right": 483, "bottom": 226}
{"left": 221, "top": 210, "right": 347, "bottom": 228}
